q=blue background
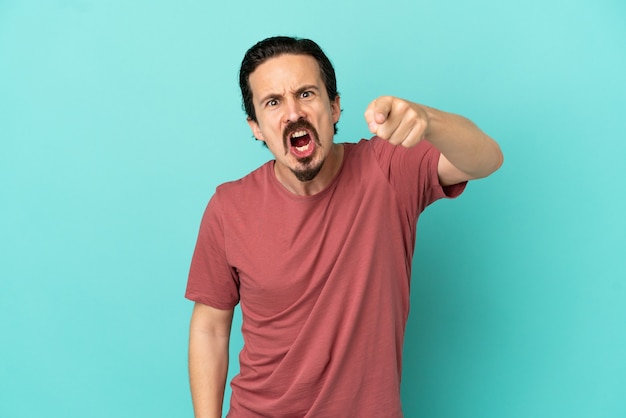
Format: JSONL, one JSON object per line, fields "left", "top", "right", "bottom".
{"left": 1, "top": 0, "right": 625, "bottom": 417}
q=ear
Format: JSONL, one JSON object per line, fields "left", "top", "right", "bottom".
{"left": 247, "top": 117, "right": 265, "bottom": 141}
{"left": 331, "top": 96, "right": 341, "bottom": 124}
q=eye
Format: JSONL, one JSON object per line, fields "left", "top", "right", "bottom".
{"left": 302, "top": 91, "right": 312, "bottom": 98}
{"left": 266, "top": 99, "right": 279, "bottom": 107}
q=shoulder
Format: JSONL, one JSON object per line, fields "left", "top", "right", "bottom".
{"left": 340, "top": 137, "right": 382, "bottom": 161}
{"left": 343, "top": 137, "right": 438, "bottom": 168}
{"left": 215, "top": 161, "right": 273, "bottom": 199}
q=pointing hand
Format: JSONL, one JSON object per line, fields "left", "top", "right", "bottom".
{"left": 364, "top": 96, "right": 430, "bottom": 148}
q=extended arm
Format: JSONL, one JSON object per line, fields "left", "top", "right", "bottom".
{"left": 364, "top": 96, "right": 503, "bottom": 185}
{"left": 188, "top": 302, "right": 234, "bottom": 418}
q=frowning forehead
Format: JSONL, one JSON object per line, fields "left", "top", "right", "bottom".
{"left": 248, "top": 54, "right": 325, "bottom": 105}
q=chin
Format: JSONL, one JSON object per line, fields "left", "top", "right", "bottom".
{"left": 291, "top": 160, "right": 324, "bottom": 182}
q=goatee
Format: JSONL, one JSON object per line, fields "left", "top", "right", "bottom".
{"left": 291, "top": 157, "right": 324, "bottom": 182}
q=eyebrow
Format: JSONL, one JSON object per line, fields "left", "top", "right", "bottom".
{"left": 295, "top": 85, "right": 320, "bottom": 96}
{"left": 258, "top": 84, "right": 321, "bottom": 105}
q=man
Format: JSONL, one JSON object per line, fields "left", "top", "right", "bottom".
{"left": 186, "top": 36, "right": 502, "bottom": 417}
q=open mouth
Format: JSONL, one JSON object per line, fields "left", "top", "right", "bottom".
{"left": 285, "top": 122, "right": 319, "bottom": 159}
{"left": 290, "top": 130, "right": 313, "bottom": 154}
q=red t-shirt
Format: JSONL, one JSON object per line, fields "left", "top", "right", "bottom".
{"left": 186, "top": 137, "right": 465, "bottom": 417}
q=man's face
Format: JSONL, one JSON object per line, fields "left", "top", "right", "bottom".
{"left": 247, "top": 54, "right": 341, "bottom": 183}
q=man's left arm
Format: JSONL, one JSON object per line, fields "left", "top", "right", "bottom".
{"left": 364, "top": 96, "right": 503, "bottom": 185}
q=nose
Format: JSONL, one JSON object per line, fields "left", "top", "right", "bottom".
{"left": 284, "top": 97, "right": 305, "bottom": 123}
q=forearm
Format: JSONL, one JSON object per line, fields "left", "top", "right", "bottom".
{"left": 189, "top": 329, "right": 230, "bottom": 418}
{"left": 423, "top": 106, "right": 503, "bottom": 179}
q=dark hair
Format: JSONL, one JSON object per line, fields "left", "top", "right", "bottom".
{"left": 239, "top": 36, "right": 340, "bottom": 133}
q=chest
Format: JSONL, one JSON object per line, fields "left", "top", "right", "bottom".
{"left": 222, "top": 168, "right": 412, "bottom": 317}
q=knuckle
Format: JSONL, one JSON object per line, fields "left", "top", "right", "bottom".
{"left": 395, "top": 100, "right": 408, "bottom": 112}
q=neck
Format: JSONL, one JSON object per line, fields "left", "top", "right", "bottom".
{"left": 276, "top": 143, "right": 344, "bottom": 196}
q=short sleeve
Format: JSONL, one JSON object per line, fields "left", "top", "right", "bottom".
{"left": 185, "top": 193, "right": 240, "bottom": 309}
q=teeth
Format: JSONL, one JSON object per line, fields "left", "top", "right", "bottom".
{"left": 295, "top": 142, "right": 311, "bottom": 152}
{"left": 291, "top": 130, "right": 307, "bottom": 138}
